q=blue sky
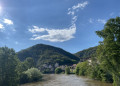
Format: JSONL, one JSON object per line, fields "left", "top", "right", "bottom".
{"left": 0, "top": 0, "right": 120, "bottom": 53}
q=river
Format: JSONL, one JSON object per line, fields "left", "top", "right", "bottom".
{"left": 21, "top": 74, "right": 112, "bottom": 86}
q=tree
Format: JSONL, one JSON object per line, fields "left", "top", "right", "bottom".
{"left": 65, "top": 66, "right": 70, "bottom": 74}
{"left": 17, "top": 57, "right": 35, "bottom": 74}
{"left": 0, "top": 47, "right": 19, "bottom": 86}
{"left": 75, "top": 61, "right": 89, "bottom": 76}
{"left": 96, "top": 17, "right": 120, "bottom": 86}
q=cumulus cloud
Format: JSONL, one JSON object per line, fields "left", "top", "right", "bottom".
{"left": 0, "top": 18, "right": 16, "bottom": 32}
{"left": 29, "top": 1, "right": 89, "bottom": 42}
{"left": 29, "top": 24, "right": 76, "bottom": 42}
{"left": 3, "top": 19, "right": 13, "bottom": 25}
{"left": 29, "top": 26, "right": 46, "bottom": 33}
{"left": 97, "top": 19, "right": 106, "bottom": 24}
{"left": 68, "top": 1, "right": 88, "bottom": 15}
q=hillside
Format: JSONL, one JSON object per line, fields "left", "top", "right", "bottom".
{"left": 75, "top": 46, "right": 97, "bottom": 61}
{"left": 17, "top": 44, "right": 79, "bottom": 73}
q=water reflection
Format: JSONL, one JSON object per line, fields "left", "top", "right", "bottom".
{"left": 21, "top": 74, "right": 112, "bottom": 86}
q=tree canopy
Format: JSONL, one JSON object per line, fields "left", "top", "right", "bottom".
{"left": 0, "top": 47, "right": 19, "bottom": 86}
{"left": 96, "top": 17, "right": 120, "bottom": 86}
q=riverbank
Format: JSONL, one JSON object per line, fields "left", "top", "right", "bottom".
{"left": 21, "top": 74, "right": 112, "bottom": 86}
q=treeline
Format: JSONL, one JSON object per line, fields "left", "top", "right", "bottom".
{"left": 75, "top": 46, "right": 97, "bottom": 61}
{"left": 0, "top": 47, "right": 42, "bottom": 86}
{"left": 75, "top": 61, "right": 113, "bottom": 83}
{"left": 55, "top": 66, "right": 71, "bottom": 74}
{"left": 75, "top": 17, "right": 120, "bottom": 86}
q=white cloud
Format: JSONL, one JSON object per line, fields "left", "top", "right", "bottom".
{"left": 0, "top": 24, "right": 4, "bottom": 29}
{"left": 97, "top": 19, "right": 106, "bottom": 24}
{"left": 68, "top": 1, "right": 88, "bottom": 15}
{"left": 3, "top": 19, "right": 13, "bottom": 25}
{"left": 29, "top": 1, "right": 88, "bottom": 42}
{"left": 72, "top": 16, "right": 77, "bottom": 24}
{"left": 68, "top": 11, "right": 75, "bottom": 15}
{"left": 72, "top": 1, "right": 88, "bottom": 10}
{"left": 29, "top": 24, "right": 76, "bottom": 42}
{"left": 29, "top": 26, "right": 46, "bottom": 33}
{"left": 0, "top": 24, "right": 4, "bottom": 32}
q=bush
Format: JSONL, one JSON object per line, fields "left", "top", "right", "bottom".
{"left": 65, "top": 67, "right": 70, "bottom": 74}
{"left": 75, "top": 61, "right": 89, "bottom": 76}
{"left": 20, "top": 68, "right": 42, "bottom": 84}
{"left": 20, "top": 73, "right": 29, "bottom": 84}
{"left": 55, "top": 68, "right": 63, "bottom": 74}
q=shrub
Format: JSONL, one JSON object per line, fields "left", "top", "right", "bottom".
{"left": 55, "top": 67, "right": 63, "bottom": 74}
{"left": 65, "top": 67, "right": 70, "bottom": 74}
{"left": 20, "top": 68, "right": 42, "bottom": 84}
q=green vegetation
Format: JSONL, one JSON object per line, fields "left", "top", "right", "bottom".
{"left": 20, "top": 68, "right": 42, "bottom": 84}
{"left": 0, "top": 47, "right": 19, "bottom": 86}
{"left": 65, "top": 66, "right": 70, "bottom": 74}
{"left": 0, "top": 47, "right": 42, "bottom": 86}
{"left": 75, "top": 61, "right": 89, "bottom": 76}
{"left": 75, "top": 17, "right": 120, "bottom": 86}
{"left": 17, "top": 44, "right": 79, "bottom": 73}
{"left": 17, "top": 57, "right": 35, "bottom": 73}
{"left": 75, "top": 61, "right": 113, "bottom": 83}
{"left": 96, "top": 17, "right": 120, "bottom": 86}
{"left": 75, "top": 46, "right": 97, "bottom": 61}
{"left": 1, "top": 17, "right": 120, "bottom": 85}
{"left": 55, "top": 68, "right": 63, "bottom": 74}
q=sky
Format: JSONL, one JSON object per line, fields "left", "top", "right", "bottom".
{"left": 0, "top": 0, "right": 120, "bottom": 53}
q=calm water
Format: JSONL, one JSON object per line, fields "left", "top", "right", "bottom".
{"left": 21, "top": 74, "right": 112, "bottom": 86}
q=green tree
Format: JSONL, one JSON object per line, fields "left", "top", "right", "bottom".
{"left": 75, "top": 61, "right": 89, "bottom": 76}
{"left": 65, "top": 66, "right": 70, "bottom": 74}
{"left": 96, "top": 17, "right": 120, "bottom": 86}
{"left": 17, "top": 57, "right": 35, "bottom": 74}
{"left": 24, "top": 57, "right": 35, "bottom": 68}
{"left": 0, "top": 47, "right": 19, "bottom": 86}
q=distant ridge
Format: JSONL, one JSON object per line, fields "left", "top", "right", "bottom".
{"left": 17, "top": 44, "right": 79, "bottom": 73}
{"left": 75, "top": 46, "right": 97, "bottom": 61}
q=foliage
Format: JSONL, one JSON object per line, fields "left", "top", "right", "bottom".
{"left": 75, "top": 61, "right": 89, "bottom": 76}
{"left": 96, "top": 17, "right": 120, "bottom": 86}
{"left": 75, "top": 46, "right": 97, "bottom": 61}
{"left": 17, "top": 57, "right": 35, "bottom": 73}
{"left": 17, "top": 44, "right": 79, "bottom": 73}
{"left": 55, "top": 68, "right": 63, "bottom": 74}
{"left": 20, "top": 68, "right": 42, "bottom": 84}
{"left": 90, "top": 64, "right": 113, "bottom": 83}
{"left": 75, "top": 60, "right": 113, "bottom": 83}
{"left": 65, "top": 66, "right": 70, "bottom": 74}
{"left": 0, "top": 47, "right": 19, "bottom": 86}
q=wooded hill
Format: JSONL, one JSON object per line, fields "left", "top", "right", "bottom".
{"left": 75, "top": 46, "right": 97, "bottom": 61}
{"left": 17, "top": 44, "right": 79, "bottom": 73}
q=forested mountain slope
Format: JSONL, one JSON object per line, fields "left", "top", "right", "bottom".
{"left": 75, "top": 46, "right": 97, "bottom": 61}
{"left": 17, "top": 44, "right": 79, "bottom": 73}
